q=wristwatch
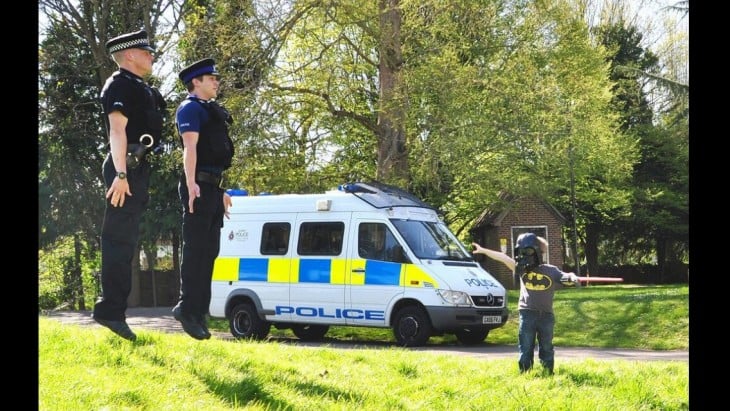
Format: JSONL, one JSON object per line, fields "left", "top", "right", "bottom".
{"left": 117, "top": 171, "right": 127, "bottom": 180}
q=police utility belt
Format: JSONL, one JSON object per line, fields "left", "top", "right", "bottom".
{"left": 196, "top": 171, "right": 223, "bottom": 187}
{"left": 126, "top": 134, "right": 155, "bottom": 169}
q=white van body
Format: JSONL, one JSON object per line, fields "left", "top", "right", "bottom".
{"left": 209, "top": 182, "right": 508, "bottom": 346}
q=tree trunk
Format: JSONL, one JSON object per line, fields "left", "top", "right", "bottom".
{"left": 656, "top": 236, "right": 667, "bottom": 284}
{"left": 142, "top": 245, "right": 158, "bottom": 271}
{"left": 377, "top": 0, "right": 409, "bottom": 184}
{"left": 584, "top": 222, "right": 600, "bottom": 276}
{"left": 73, "top": 234, "right": 86, "bottom": 310}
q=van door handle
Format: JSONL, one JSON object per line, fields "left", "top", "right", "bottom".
{"left": 352, "top": 268, "right": 365, "bottom": 273}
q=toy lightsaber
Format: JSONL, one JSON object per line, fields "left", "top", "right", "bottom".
{"left": 561, "top": 274, "right": 623, "bottom": 286}
{"left": 576, "top": 276, "right": 623, "bottom": 283}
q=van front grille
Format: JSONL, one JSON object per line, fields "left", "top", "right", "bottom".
{"left": 470, "top": 294, "right": 504, "bottom": 307}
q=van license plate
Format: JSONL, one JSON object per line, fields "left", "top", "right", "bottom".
{"left": 482, "top": 316, "right": 501, "bottom": 324}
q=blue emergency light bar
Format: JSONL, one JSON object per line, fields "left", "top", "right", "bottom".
{"left": 226, "top": 189, "right": 249, "bottom": 196}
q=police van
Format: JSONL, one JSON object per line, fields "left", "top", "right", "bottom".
{"left": 209, "top": 181, "right": 508, "bottom": 346}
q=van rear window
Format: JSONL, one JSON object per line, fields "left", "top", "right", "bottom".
{"left": 298, "top": 222, "right": 344, "bottom": 256}
{"left": 261, "top": 222, "right": 291, "bottom": 255}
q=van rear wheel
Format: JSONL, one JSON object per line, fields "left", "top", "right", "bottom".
{"left": 392, "top": 306, "right": 432, "bottom": 347}
{"left": 230, "top": 302, "right": 271, "bottom": 340}
{"left": 291, "top": 324, "right": 329, "bottom": 341}
{"left": 455, "top": 327, "right": 489, "bottom": 345}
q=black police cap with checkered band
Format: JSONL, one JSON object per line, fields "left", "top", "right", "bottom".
{"left": 106, "top": 30, "right": 155, "bottom": 54}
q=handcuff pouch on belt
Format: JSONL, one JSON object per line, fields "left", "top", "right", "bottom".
{"left": 126, "top": 134, "right": 155, "bottom": 169}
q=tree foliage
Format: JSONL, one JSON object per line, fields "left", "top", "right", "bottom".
{"left": 39, "top": 19, "right": 105, "bottom": 249}
{"left": 398, "top": 0, "right": 637, "bottom": 249}
{"left": 589, "top": 5, "right": 688, "bottom": 272}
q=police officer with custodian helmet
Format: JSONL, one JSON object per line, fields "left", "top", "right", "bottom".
{"left": 92, "top": 29, "right": 167, "bottom": 341}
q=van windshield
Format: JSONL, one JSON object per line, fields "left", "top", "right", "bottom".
{"left": 391, "top": 219, "right": 472, "bottom": 261}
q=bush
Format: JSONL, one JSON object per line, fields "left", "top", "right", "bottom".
{"left": 38, "top": 236, "right": 101, "bottom": 311}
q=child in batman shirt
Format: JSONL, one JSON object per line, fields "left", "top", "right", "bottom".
{"left": 472, "top": 233, "right": 579, "bottom": 375}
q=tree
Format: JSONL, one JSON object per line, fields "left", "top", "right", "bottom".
{"left": 397, "top": 0, "right": 637, "bottom": 262}
{"left": 191, "top": 0, "right": 410, "bottom": 190}
{"left": 39, "top": 20, "right": 107, "bottom": 309}
{"left": 591, "top": 6, "right": 688, "bottom": 277}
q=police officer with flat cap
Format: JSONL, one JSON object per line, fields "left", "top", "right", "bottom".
{"left": 92, "top": 29, "right": 167, "bottom": 341}
{"left": 172, "top": 58, "right": 234, "bottom": 340}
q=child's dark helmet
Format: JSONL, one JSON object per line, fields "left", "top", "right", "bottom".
{"left": 515, "top": 233, "right": 541, "bottom": 264}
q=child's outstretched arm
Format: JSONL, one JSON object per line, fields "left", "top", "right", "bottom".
{"left": 471, "top": 242, "right": 516, "bottom": 271}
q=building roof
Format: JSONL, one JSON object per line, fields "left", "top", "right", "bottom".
{"left": 471, "top": 192, "right": 567, "bottom": 230}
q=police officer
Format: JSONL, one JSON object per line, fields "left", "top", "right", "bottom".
{"left": 92, "top": 30, "right": 167, "bottom": 341}
{"left": 172, "top": 58, "right": 234, "bottom": 340}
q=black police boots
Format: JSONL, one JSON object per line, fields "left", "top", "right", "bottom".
{"left": 172, "top": 305, "right": 210, "bottom": 340}
{"left": 93, "top": 315, "right": 137, "bottom": 341}
{"left": 196, "top": 314, "right": 212, "bottom": 339}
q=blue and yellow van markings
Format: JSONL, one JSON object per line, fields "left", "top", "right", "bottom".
{"left": 239, "top": 258, "right": 268, "bottom": 281}
{"left": 212, "top": 256, "right": 438, "bottom": 288}
{"left": 403, "top": 264, "right": 438, "bottom": 288}
{"left": 212, "top": 257, "right": 239, "bottom": 282}
{"left": 268, "top": 258, "right": 290, "bottom": 282}
{"left": 330, "top": 258, "right": 347, "bottom": 284}
{"left": 363, "top": 260, "right": 401, "bottom": 285}
{"left": 298, "top": 259, "right": 331, "bottom": 283}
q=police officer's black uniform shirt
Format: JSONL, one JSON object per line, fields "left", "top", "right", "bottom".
{"left": 99, "top": 68, "right": 165, "bottom": 211}
{"left": 100, "top": 68, "right": 165, "bottom": 152}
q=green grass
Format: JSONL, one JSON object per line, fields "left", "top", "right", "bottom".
{"left": 39, "top": 284, "right": 689, "bottom": 410}
{"left": 209, "top": 284, "right": 689, "bottom": 350}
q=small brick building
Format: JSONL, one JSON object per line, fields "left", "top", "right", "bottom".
{"left": 470, "top": 194, "right": 568, "bottom": 289}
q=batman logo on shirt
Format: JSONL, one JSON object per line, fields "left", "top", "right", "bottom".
{"left": 521, "top": 272, "right": 553, "bottom": 290}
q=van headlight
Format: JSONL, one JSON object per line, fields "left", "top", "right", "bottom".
{"left": 436, "top": 289, "right": 473, "bottom": 306}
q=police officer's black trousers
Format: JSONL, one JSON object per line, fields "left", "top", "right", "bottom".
{"left": 177, "top": 179, "right": 224, "bottom": 320}
{"left": 93, "top": 155, "right": 149, "bottom": 321}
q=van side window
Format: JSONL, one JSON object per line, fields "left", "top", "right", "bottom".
{"left": 298, "top": 222, "right": 344, "bottom": 256}
{"left": 261, "top": 222, "right": 290, "bottom": 255}
{"left": 358, "top": 222, "right": 403, "bottom": 263}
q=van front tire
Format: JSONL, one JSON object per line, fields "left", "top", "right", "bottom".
{"left": 230, "top": 302, "right": 271, "bottom": 340}
{"left": 392, "top": 306, "right": 432, "bottom": 347}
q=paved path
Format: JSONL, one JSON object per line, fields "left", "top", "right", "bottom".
{"left": 41, "top": 306, "right": 688, "bottom": 362}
